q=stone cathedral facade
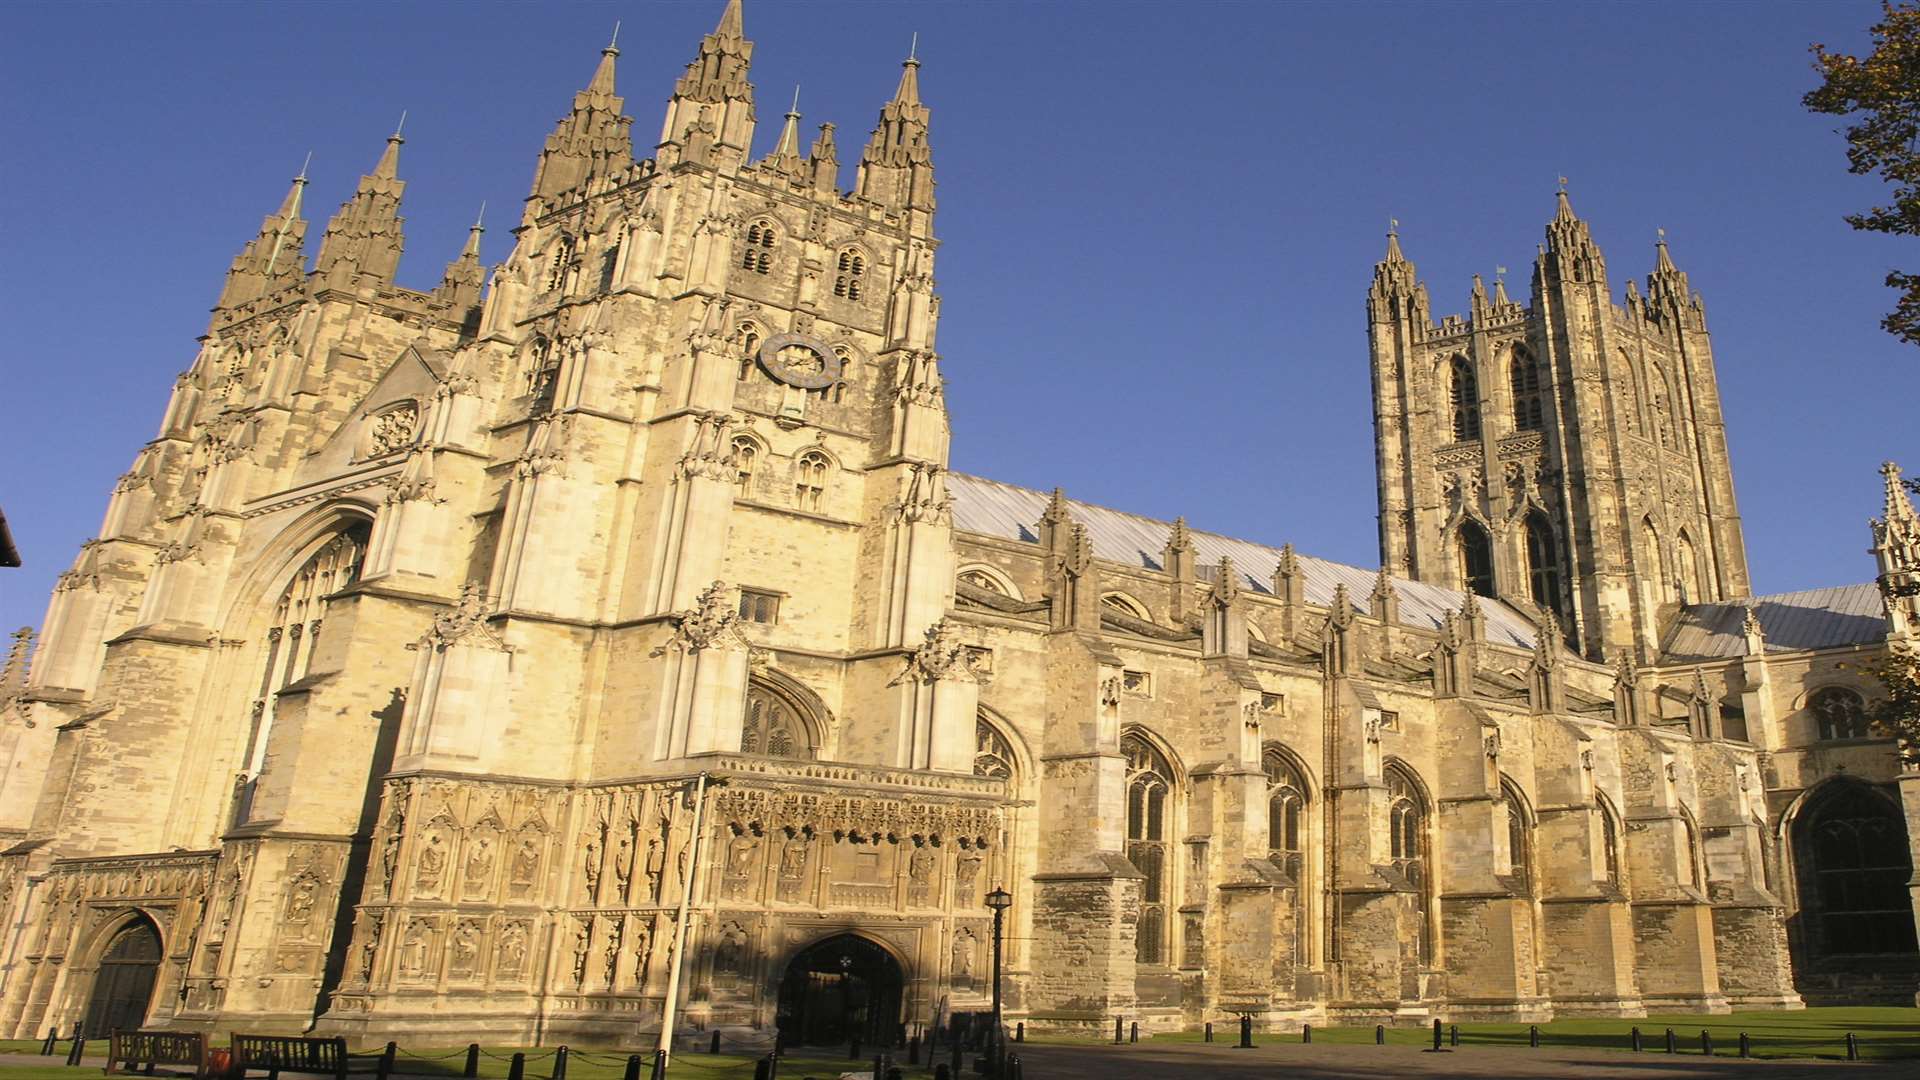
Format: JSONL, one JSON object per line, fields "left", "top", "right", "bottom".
{"left": 1, "top": 0, "right": 1917, "bottom": 1046}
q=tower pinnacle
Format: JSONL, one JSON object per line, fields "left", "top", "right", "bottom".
{"left": 530, "top": 33, "right": 635, "bottom": 200}
{"left": 856, "top": 48, "right": 934, "bottom": 211}
{"left": 660, "top": 0, "right": 755, "bottom": 167}
{"left": 216, "top": 160, "right": 312, "bottom": 309}
{"left": 314, "top": 131, "right": 408, "bottom": 290}
{"left": 759, "top": 85, "right": 808, "bottom": 182}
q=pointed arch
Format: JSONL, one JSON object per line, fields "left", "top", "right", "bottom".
{"left": 793, "top": 449, "right": 832, "bottom": 513}
{"left": 1499, "top": 776, "right": 1535, "bottom": 895}
{"left": 1458, "top": 519, "right": 1495, "bottom": 597}
{"left": 974, "top": 706, "right": 1031, "bottom": 791}
{"left": 741, "top": 219, "right": 777, "bottom": 274}
{"left": 956, "top": 563, "right": 1021, "bottom": 601}
{"left": 1384, "top": 758, "right": 1434, "bottom": 961}
{"left": 736, "top": 320, "right": 767, "bottom": 381}
{"left": 1509, "top": 345, "right": 1545, "bottom": 432}
{"left": 1674, "top": 528, "right": 1704, "bottom": 605}
{"left": 832, "top": 246, "right": 869, "bottom": 300}
{"left": 1786, "top": 779, "right": 1918, "bottom": 956}
{"left": 1449, "top": 355, "right": 1482, "bottom": 442}
{"left": 1639, "top": 516, "right": 1667, "bottom": 603}
{"left": 1099, "top": 591, "right": 1152, "bottom": 621}
{"left": 1809, "top": 686, "right": 1872, "bottom": 742}
{"left": 1678, "top": 804, "right": 1705, "bottom": 891}
{"left": 1596, "top": 790, "right": 1625, "bottom": 892}
{"left": 1614, "top": 349, "right": 1645, "bottom": 437}
{"left": 742, "top": 671, "right": 825, "bottom": 759}
{"left": 1524, "top": 510, "right": 1563, "bottom": 618}
{"left": 1122, "top": 727, "right": 1180, "bottom": 966}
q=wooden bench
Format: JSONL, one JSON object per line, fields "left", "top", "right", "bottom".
{"left": 103, "top": 1030, "right": 212, "bottom": 1078}
{"left": 231, "top": 1035, "right": 394, "bottom": 1080}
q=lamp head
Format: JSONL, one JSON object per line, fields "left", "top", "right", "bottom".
{"left": 985, "top": 886, "right": 1013, "bottom": 912}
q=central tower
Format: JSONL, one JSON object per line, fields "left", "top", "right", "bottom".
{"left": 1367, "top": 193, "right": 1751, "bottom": 662}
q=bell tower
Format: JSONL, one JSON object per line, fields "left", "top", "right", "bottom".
{"left": 1369, "top": 191, "right": 1750, "bottom": 663}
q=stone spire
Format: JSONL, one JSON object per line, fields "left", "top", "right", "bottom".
{"left": 1469, "top": 272, "right": 1490, "bottom": 321}
{"left": 1368, "top": 223, "right": 1428, "bottom": 324}
{"left": 1543, "top": 183, "right": 1604, "bottom": 283}
{"left": 1645, "top": 231, "right": 1701, "bottom": 327}
{"left": 808, "top": 122, "right": 840, "bottom": 195}
{"left": 1492, "top": 269, "right": 1512, "bottom": 307}
{"left": 314, "top": 128, "right": 407, "bottom": 290}
{"left": 759, "top": 86, "right": 808, "bottom": 182}
{"left": 529, "top": 31, "right": 635, "bottom": 202}
{"left": 659, "top": 0, "right": 755, "bottom": 167}
{"left": 1872, "top": 460, "right": 1920, "bottom": 637}
{"left": 435, "top": 204, "right": 487, "bottom": 313}
{"left": 216, "top": 161, "right": 310, "bottom": 309}
{"left": 856, "top": 49, "right": 934, "bottom": 211}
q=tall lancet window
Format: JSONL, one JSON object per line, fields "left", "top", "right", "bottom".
{"left": 1386, "top": 763, "right": 1432, "bottom": 961}
{"left": 237, "top": 522, "right": 371, "bottom": 825}
{"left": 1264, "top": 745, "right": 1311, "bottom": 959}
{"left": 1449, "top": 356, "right": 1482, "bottom": 442}
{"left": 1459, "top": 520, "right": 1495, "bottom": 598}
{"left": 1524, "top": 512, "right": 1563, "bottom": 618}
{"left": 1124, "top": 731, "right": 1175, "bottom": 966}
{"left": 1510, "top": 347, "right": 1545, "bottom": 432}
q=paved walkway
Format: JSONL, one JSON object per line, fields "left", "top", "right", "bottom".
{"left": 1004, "top": 1041, "right": 1906, "bottom": 1079}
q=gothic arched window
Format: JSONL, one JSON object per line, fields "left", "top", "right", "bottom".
{"left": 737, "top": 324, "right": 762, "bottom": 381}
{"left": 1100, "top": 592, "right": 1152, "bottom": 621}
{"left": 1123, "top": 731, "right": 1175, "bottom": 966}
{"left": 238, "top": 522, "right": 371, "bottom": 825}
{"left": 1640, "top": 518, "right": 1666, "bottom": 603}
{"left": 794, "top": 451, "right": 830, "bottom": 513}
{"left": 1597, "top": 792, "right": 1624, "bottom": 891}
{"left": 730, "top": 436, "right": 759, "bottom": 491}
{"left": 1449, "top": 356, "right": 1482, "bottom": 442}
{"left": 1675, "top": 529, "right": 1703, "bottom": 605}
{"left": 1501, "top": 780, "right": 1533, "bottom": 895}
{"left": 833, "top": 250, "right": 866, "bottom": 300}
{"left": 1264, "top": 745, "right": 1311, "bottom": 960}
{"left": 1680, "top": 808, "right": 1704, "bottom": 890}
{"left": 1616, "top": 351, "right": 1644, "bottom": 437}
{"left": 1649, "top": 361, "right": 1675, "bottom": 448}
{"left": 1524, "top": 512, "right": 1562, "bottom": 617}
{"left": 741, "top": 680, "right": 815, "bottom": 759}
{"left": 974, "top": 717, "right": 1016, "bottom": 783}
{"left": 1510, "top": 348, "right": 1545, "bottom": 432}
{"left": 1795, "top": 783, "right": 1919, "bottom": 955}
{"left": 1811, "top": 687, "right": 1872, "bottom": 742}
{"left": 1386, "top": 762, "right": 1432, "bottom": 961}
{"left": 1459, "top": 520, "right": 1495, "bottom": 598}
{"left": 741, "top": 221, "right": 776, "bottom": 274}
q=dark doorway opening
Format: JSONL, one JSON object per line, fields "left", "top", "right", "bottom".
{"left": 775, "top": 934, "right": 904, "bottom": 1048}
{"left": 1793, "top": 782, "right": 1919, "bottom": 957}
{"left": 82, "top": 919, "right": 162, "bottom": 1037}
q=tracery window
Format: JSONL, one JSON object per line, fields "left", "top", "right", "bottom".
{"left": 1640, "top": 518, "right": 1666, "bottom": 603}
{"left": 1449, "top": 356, "right": 1482, "bottom": 442}
{"left": 237, "top": 522, "right": 371, "bottom": 825}
{"left": 1510, "top": 348, "right": 1545, "bottom": 432}
{"left": 1649, "top": 361, "right": 1675, "bottom": 448}
{"left": 1524, "top": 512, "right": 1562, "bottom": 618}
{"left": 731, "top": 436, "right": 758, "bottom": 490}
{"left": 1501, "top": 780, "right": 1533, "bottom": 895}
{"left": 1459, "top": 520, "right": 1495, "bottom": 598}
{"left": 794, "top": 451, "right": 830, "bottom": 513}
{"left": 958, "top": 568, "right": 1011, "bottom": 597}
{"left": 1597, "top": 792, "right": 1624, "bottom": 891}
{"left": 738, "top": 325, "right": 761, "bottom": 381}
{"left": 1811, "top": 687, "right": 1872, "bottom": 742}
{"left": 1796, "top": 783, "right": 1919, "bottom": 955}
{"left": 741, "top": 221, "right": 776, "bottom": 274}
{"left": 1100, "top": 592, "right": 1152, "bottom": 621}
{"left": 1681, "top": 808, "right": 1704, "bottom": 890}
{"left": 1675, "top": 529, "right": 1703, "bottom": 604}
{"left": 1616, "top": 351, "right": 1644, "bottom": 437}
{"left": 546, "top": 236, "right": 578, "bottom": 292}
{"left": 741, "top": 680, "right": 814, "bottom": 759}
{"left": 833, "top": 250, "right": 866, "bottom": 300}
{"left": 1263, "top": 745, "right": 1311, "bottom": 958}
{"left": 974, "top": 718, "right": 1016, "bottom": 782}
{"left": 1386, "top": 762, "right": 1432, "bottom": 961}
{"left": 1123, "top": 731, "right": 1175, "bottom": 966}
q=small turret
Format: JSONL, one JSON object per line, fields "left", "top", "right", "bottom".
{"left": 434, "top": 205, "right": 487, "bottom": 316}
{"left": 1644, "top": 231, "right": 1705, "bottom": 331}
{"left": 808, "top": 122, "right": 840, "bottom": 195}
{"left": 855, "top": 48, "right": 934, "bottom": 212}
{"left": 1872, "top": 460, "right": 1920, "bottom": 637}
{"left": 759, "top": 87, "right": 808, "bottom": 183}
{"left": 1367, "top": 223, "right": 1429, "bottom": 326}
{"left": 313, "top": 126, "right": 407, "bottom": 290}
{"left": 1543, "top": 185, "right": 1605, "bottom": 284}
{"left": 217, "top": 162, "right": 310, "bottom": 309}
{"left": 1469, "top": 273, "right": 1490, "bottom": 322}
{"left": 529, "top": 30, "right": 634, "bottom": 202}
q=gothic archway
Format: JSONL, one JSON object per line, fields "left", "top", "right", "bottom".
{"left": 1790, "top": 781, "right": 1918, "bottom": 960}
{"left": 81, "top": 917, "right": 162, "bottom": 1037}
{"left": 775, "top": 933, "right": 905, "bottom": 1048}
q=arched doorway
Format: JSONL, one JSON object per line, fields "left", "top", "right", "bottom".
{"left": 775, "top": 934, "right": 904, "bottom": 1048}
{"left": 82, "top": 919, "right": 162, "bottom": 1036}
{"left": 1792, "top": 783, "right": 1919, "bottom": 958}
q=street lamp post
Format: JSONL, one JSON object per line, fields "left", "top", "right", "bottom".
{"left": 984, "top": 886, "right": 1013, "bottom": 1078}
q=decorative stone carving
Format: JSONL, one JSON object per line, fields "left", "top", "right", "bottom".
{"left": 368, "top": 403, "right": 419, "bottom": 456}
{"left": 652, "top": 580, "right": 748, "bottom": 655}
{"left": 892, "top": 618, "right": 990, "bottom": 686}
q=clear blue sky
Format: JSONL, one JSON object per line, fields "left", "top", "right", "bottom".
{"left": 2, "top": 0, "right": 1914, "bottom": 636}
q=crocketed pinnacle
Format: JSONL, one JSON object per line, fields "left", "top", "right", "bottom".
{"left": 673, "top": 0, "right": 753, "bottom": 105}
{"left": 1544, "top": 185, "right": 1603, "bottom": 279}
{"left": 808, "top": 122, "right": 840, "bottom": 193}
{"left": 530, "top": 36, "right": 635, "bottom": 200}
{"left": 864, "top": 54, "right": 931, "bottom": 169}
{"left": 217, "top": 163, "right": 312, "bottom": 308}
{"left": 1884, "top": 460, "right": 1919, "bottom": 527}
{"left": 314, "top": 132, "right": 408, "bottom": 288}
{"left": 760, "top": 86, "right": 807, "bottom": 181}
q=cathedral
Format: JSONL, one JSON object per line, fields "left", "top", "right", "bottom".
{"left": 1, "top": 0, "right": 1917, "bottom": 1047}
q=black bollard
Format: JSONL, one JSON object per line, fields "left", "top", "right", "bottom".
{"left": 1114, "top": 1016, "right": 1123, "bottom": 1045}
{"left": 1016, "top": 1022, "right": 1024, "bottom": 1044}
{"left": 765, "top": 1049, "right": 779, "bottom": 1080}
{"left": 64, "top": 1037, "right": 86, "bottom": 1067}
{"left": 1204, "top": 1022, "right": 1212, "bottom": 1044}
{"left": 849, "top": 1034, "right": 861, "bottom": 1061}
{"left": 1129, "top": 1021, "right": 1138, "bottom": 1044}
{"left": 1847, "top": 1033, "right": 1860, "bottom": 1061}
{"left": 1431, "top": 1019, "right": 1443, "bottom": 1052}
{"left": 950, "top": 1036, "right": 962, "bottom": 1078}
{"left": 1302, "top": 1024, "right": 1312, "bottom": 1044}
{"left": 1665, "top": 1028, "right": 1677, "bottom": 1054}
{"left": 648, "top": 1050, "right": 666, "bottom": 1080}
{"left": 934, "top": 1066, "right": 952, "bottom": 1080}
{"left": 1237, "top": 1015, "right": 1254, "bottom": 1050}
{"left": 626, "top": 1055, "right": 644, "bottom": 1080}
{"left": 465, "top": 1043, "right": 481, "bottom": 1079}
{"left": 1528, "top": 1026, "right": 1539, "bottom": 1049}
{"left": 1630, "top": 1027, "right": 1642, "bottom": 1052}
{"left": 1700, "top": 1030, "right": 1712, "bottom": 1057}
{"left": 908, "top": 1034, "right": 920, "bottom": 1065}
{"left": 1739, "top": 1033, "right": 1750, "bottom": 1059}
{"left": 1449, "top": 1025, "right": 1459, "bottom": 1048}
{"left": 550, "top": 1046, "right": 567, "bottom": 1080}
{"left": 871, "top": 1052, "right": 883, "bottom": 1080}
{"left": 752, "top": 1057, "right": 770, "bottom": 1080}
{"left": 1375, "top": 1024, "right": 1385, "bottom": 1046}
{"left": 1007, "top": 1053, "right": 1021, "bottom": 1080}
{"left": 40, "top": 1029, "right": 56, "bottom": 1056}
{"left": 508, "top": 1053, "right": 527, "bottom": 1080}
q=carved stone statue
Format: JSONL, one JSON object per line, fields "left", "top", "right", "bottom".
{"left": 908, "top": 844, "right": 936, "bottom": 906}
{"left": 602, "top": 920, "right": 623, "bottom": 986}
{"left": 582, "top": 834, "right": 602, "bottom": 900}
{"left": 951, "top": 928, "right": 977, "bottom": 988}
{"left": 644, "top": 836, "right": 666, "bottom": 902}
{"left": 777, "top": 831, "right": 809, "bottom": 902}
{"left": 955, "top": 850, "right": 982, "bottom": 904}
{"left": 613, "top": 834, "right": 634, "bottom": 897}
{"left": 415, "top": 834, "right": 447, "bottom": 898}
{"left": 399, "top": 919, "right": 433, "bottom": 978}
{"left": 497, "top": 921, "right": 528, "bottom": 980}
{"left": 464, "top": 837, "right": 495, "bottom": 897}
{"left": 509, "top": 836, "right": 540, "bottom": 898}
{"left": 714, "top": 921, "right": 747, "bottom": 980}
{"left": 570, "top": 919, "right": 591, "bottom": 985}
{"left": 449, "top": 920, "right": 480, "bottom": 976}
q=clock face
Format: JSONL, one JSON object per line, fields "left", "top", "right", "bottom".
{"left": 757, "top": 332, "right": 843, "bottom": 390}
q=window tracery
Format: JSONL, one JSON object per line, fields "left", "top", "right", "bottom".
{"left": 1797, "top": 783, "right": 1918, "bottom": 955}
{"left": 1597, "top": 792, "right": 1624, "bottom": 891}
{"left": 1524, "top": 512, "right": 1562, "bottom": 618}
{"left": 741, "top": 221, "right": 776, "bottom": 274}
{"left": 730, "top": 436, "right": 759, "bottom": 490}
{"left": 1459, "top": 520, "right": 1495, "bottom": 598}
{"left": 1501, "top": 780, "right": 1533, "bottom": 895}
{"left": 832, "top": 250, "right": 866, "bottom": 300}
{"left": 974, "top": 718, "right": 1015, "bottom": 782}
{"left": 1123, "top": 731, "right": 1174, "bottom": 966}
{"left": 1386, "top": 762, "right": 1431, "bottom": 961}
{"left": 958, "top": 568, "right": 1011, "bottom": 597}
{"left": 1510, "top": 348, "right": 1545, "bottom": 432}
{"left": 1100, "top": 592, "right": 1151, "bottom": 620}
{"left": 794, "top": 451, "right": 830, "bottom": 512}
{"left": 1811, "top": 687, "right": 1871, "bottom": 742}
{"left": 741, "top": 680, "right": 814, "bottom": 759}
{"left": 1449, "top": 356, "right": 1482, "bottom": 442}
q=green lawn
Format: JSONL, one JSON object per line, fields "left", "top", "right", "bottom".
{"left": 1081, "top": 1006, "right": 1920, "bottom": 1061}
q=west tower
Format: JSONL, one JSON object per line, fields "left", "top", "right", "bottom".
{"left": 1368, "top": 193, "right": 1751, "bottom": 662}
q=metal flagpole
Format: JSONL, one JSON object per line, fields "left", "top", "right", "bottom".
{"left": 655, "top": 772, "right": 711, "bottom": 1072}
